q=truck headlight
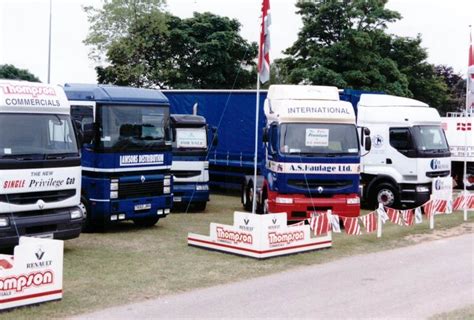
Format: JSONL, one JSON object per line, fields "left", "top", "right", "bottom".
{"left": 196, "top": 185, "right": 209, "bottom": 191}
{"left": 347, "top": 197, "right": 360, "bottom": 205}
{"left": 164, "top": 177, "right": 171, "bottom": 186}
{"left": 416, "top": 186, "right": 430, "bottom": 193}
{"left": 163, "top": 186, "right": 171, "bottom": 194}
{"left": 110, "top": 191, "right": 118, "bottom": 199}
{"left": 70, "top": 208, "right": 83, "bottom": 220}
{"left": 0, "top": 217, "right": 9, "bottom": 227}
{"left": 110, "top": 179, "right": 119, "bottom": 191}
{"left": 276, "top": 197, "right": 293, "bottom": 204}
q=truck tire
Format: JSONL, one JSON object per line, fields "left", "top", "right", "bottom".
{"left": 133, "top": 216, "right": 160, "bottom": 227}
{"left": 373, "top": 183, "right": 399, "bottom": 208}
{"left": 242, "top": 181, "right": 253, "bottom": 212}
{"left": 194, "top": 202, "right": 207, "bottom": 211}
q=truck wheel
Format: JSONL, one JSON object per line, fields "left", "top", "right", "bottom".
{"left": 194, "top": 202, "right": 207, "bottom": 211}
{"left": 242, "top": 181, "right": 253, "bottom": 211}
{"left": 374, "top": 183, "right": 399, "bottom": 208}
{"left": 133, "top": 216, "right": 160, "bottom": 227}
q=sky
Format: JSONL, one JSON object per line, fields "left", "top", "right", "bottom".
{"left": 1, "top": 0, "right": 473, "bottom": 85}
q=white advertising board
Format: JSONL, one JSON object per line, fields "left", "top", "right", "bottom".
{"left": 188, "top": 212, "right": 331, "bottom": 259}
{"left": 176, "top": 129, "right": 207, "bottom": 148}
{"left": 0, "top": 237, "right": 63, "bottom": 310}
{"left": 431, "top": 177, "right": 453, "bottom": 202}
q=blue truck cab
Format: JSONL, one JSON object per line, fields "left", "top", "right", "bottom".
{"left": 170, "top": 114, "right": 215, "bottom": 211}
{"left": 64, "top": 84, "right": 173, "bottom": 229}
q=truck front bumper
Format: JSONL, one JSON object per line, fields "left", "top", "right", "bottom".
{"left": 173, "top": 183, "right": 210, "bottom": 204}
{"left": 0, "top": 206, "right": 84, "bottom": 249}
{"left": 268, "top": 192, "right": 360, "bottom": 221}
{"left": 89, "top": 195, "right": 173, "bottom": 223}
{"left": 399, "top": 183, "right": 431, "bottom": 208}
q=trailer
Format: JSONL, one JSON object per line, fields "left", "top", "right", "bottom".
{"left": 441, "top": 112, "right": 473, "bottom": 189}
{"left": 166, "top": 86, "right": 367, "bottom": 220}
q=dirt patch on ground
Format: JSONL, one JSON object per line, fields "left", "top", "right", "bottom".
{"left": 405, "top": 222, "right": 474, "bottom": 244}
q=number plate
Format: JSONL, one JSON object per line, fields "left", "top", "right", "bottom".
{"left": 134, "top": 203, "right": 151, "bottom": 211}
{"left": 174, "top": 196, "right": 182, "bottom": 202}
{"left": 32, "top": 233, "right": 54, "bottom": 239}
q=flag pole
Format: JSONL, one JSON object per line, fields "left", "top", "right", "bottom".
{"left": 464, "top": 25, "right": 472, "bottom": 221}
{"left": 252, "top": 73, "right": 261, "bottom": 214}
{"left": 47, "top": 0, "right": 52, "bottom": 84}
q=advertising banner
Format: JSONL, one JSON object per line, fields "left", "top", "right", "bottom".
{"left": 188, "top": 212, "right": 331, "bottom": 259}
{"left": 0, "top": 237, "right": 63, "bottom": 310}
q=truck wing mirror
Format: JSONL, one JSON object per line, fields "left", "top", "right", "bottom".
{"left": 73, "top": 120, "right": 84, "bottom": 147}
{"left": 363, "top": 127, "right": 370, "bottom": 136}
{"left": 262, "top": 127, "right": 269, "bottom": 143}
{"left": 365, "top": 136, "right": 372, "bottom": 151}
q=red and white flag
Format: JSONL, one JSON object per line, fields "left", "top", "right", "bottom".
{"left": 290, "top": 220, "right": 305, "bottom": 227}
{"left": 453, "top": 194, "right": 467, "bottom": 210}
{"left": 309, "top": 212, "right": 330, "bottom": 236}
{"left": 258, "top": 0, "right": 271, "bottom": 84}
{"left": 434, "top": 199, "right": 448, "bottom": 214}
{"left": 386, "top": 207, "right": 403, "bottom": 225}
{"left": 376, "top": 206, "right": 389, "bottom": 223}
{"left": 468, "top": 28, "right": 474, "bottom": 111}
{"left": 329, "top": 213, "right": 341, "bottom": 233}
{"left": 423, "top": 200, "right": 436, "bottom": 218}
{"left": 342, "top": 217, "right": 361, "bottom": 235}
{"left": 0, "top": 258, "right": 13, "bottom": 270}
{"left": 400, "top": 209, "right": 414, "bottom": 226}
{"left": 360, "top": 212, "right": 377, "bottom": 233}
{"left": 415, "top": 207, "right": 423, "bottom": 224}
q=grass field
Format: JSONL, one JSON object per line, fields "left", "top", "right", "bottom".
{"left": 1, "top": 193, "right": 472, "bottom": 319}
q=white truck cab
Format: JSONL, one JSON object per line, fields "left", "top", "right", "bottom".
{"left": 0, "top": 80, "right": 84, "bottom": 247}
{"left": 358, "top": 94, "right": 451, "bottom": 208}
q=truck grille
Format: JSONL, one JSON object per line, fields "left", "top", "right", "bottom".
{"left": 0, "top": 189, "right": 76, "bottom": 205}
{"left": 172, "top": 170, "right": 201, "bottom": 178}
{"left": 288, "top": 180, "right": 353, "bottom": 190}
{"left": 118, "top": 181, "right": 164, "bottom": 199}
{"left": 426, "top": 170, "right": 450, "bottom": 178}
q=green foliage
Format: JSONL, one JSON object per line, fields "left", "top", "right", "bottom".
{"left": 97, "top": 12, "right": 258, "bottom": 89}
{"left": 83, "top": 0, "right": 166, "bottom": 62}
{"left": 277, "top": 0, "right": 452, "bottom": 112}
{"left": 434, "top": 65, "right": 466, "bottom": 114}
{"left": 0, "top": 64, "right": 40, "bottom": 82}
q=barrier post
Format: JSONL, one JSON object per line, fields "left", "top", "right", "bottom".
{"left": 377, "top": 203, "right": 383, "bottom": 238}
{"left": 429, "top": 196, "right": 435, "bottom": 230}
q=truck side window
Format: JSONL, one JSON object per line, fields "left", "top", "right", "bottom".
{"left": 389, "top": 128, "right": 413, "bottom": 152}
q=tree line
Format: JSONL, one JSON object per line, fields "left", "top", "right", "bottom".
{"left": 1, "top": 0, "right": 467, "bottom": 114}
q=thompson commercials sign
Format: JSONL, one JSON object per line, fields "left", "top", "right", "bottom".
{"left": 188, "top": 212, "right": 332, "bottom": 259}
{"left": 0, "top": 237, "right": 64, "bottom": 310}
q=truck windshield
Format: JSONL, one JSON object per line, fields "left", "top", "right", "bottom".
{"left": 280, "top": 123, "right": 359, "bottom": 155}
{"left": 97, "top": 104, "right": 170, "bottom": 152}
{"left": 0, "top": 113, "right": 78, "bottom": 158}
{"left": 411, "top": 125, "right": 449, "bottom": 152}
{"left": 173, "top": 127, "right": 207, "bottom": 150}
